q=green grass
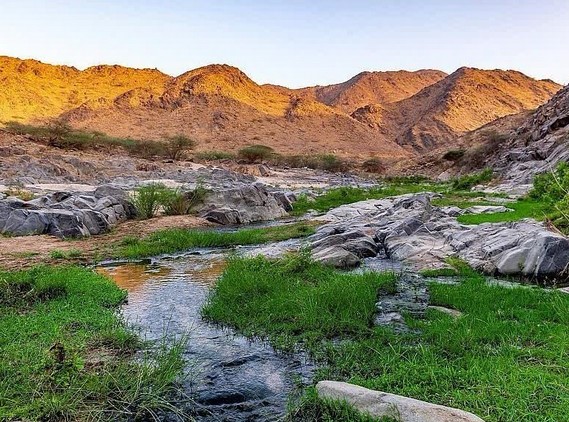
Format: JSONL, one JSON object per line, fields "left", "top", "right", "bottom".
{"left": 202, "top": 252, "right": 396, "bottom": 351}
{"left": 290, "top": 183, "right": 445, "bottom": 216}
{"left": 49, "top": 248, "right": 82, "bottom": 260}
{"left": 458, "top": 197, "right": 549, "bottom": 225}
{"left": 0, "top": 266, "right": 186, "bottom": 421}
{"left": 195, "top": 150, "right": 236, "bottom": 161}
{"left": 205, "top": 254, "right": 569, "bottom": 422}
{"left": 115, "top": 221, "right": 317, "bottom": 259}
{"left": 450, "top": 168, "right": 494, "bottom": 191}
{"left": 287, "top": 387, "right": 395, "bottom": 421}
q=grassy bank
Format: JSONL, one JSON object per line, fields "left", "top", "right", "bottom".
{"left": 115, "top": 221, "right": 317, "bottom": 259}
{"left": 290, "top": 181, "right": 445, "bottom": 216}
{"left": 204, "top": 254, "right": 569, "bottom": 422}
{"left": 0, "top": 266, "right": 185, "bottom": 421}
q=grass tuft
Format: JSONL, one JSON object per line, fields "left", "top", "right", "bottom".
{"left": 0, "top": 266, "right": 186, "bottom": 421}
{"left": 115, "top": 222, "right": 317, "bottom": 259}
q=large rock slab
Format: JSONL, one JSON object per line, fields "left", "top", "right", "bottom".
{"left": 198, "top": 183, "right": 288, "bottom": 225}
{"left": 0, "top": 187, "right": 135, "bottom": 238}
{"left": 308, "top": 193, "right": 569, "bottom": 281}
{"left": 316, "top": 381, "right": 485, "bottom": 422}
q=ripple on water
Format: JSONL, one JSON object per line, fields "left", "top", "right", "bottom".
{"left": 97, "top": 252, "right": 313, "bottom": 421}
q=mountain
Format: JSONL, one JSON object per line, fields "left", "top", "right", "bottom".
{"left": 293, "top": 69, "right": 447, "bottom": 113}
{"left": 0, "top": 56, "right": 562, "bottom": 160}
{"left": 0, "top": 56, "right": 169, "bottom": 122}
{"left": 377, "top": 67, "right": 561, "bottom": 151}
{"left": 63, "top": 64, "right": 407, "bottom": 159}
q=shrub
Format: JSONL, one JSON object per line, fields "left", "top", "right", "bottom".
{"left": 530, "top": 162, "right": 569, "bottom": 202}
{"left": 451, "top": 168, "right": 493, "bottom": 191}
{"left": 317, "top": 154, "right": 345, "bottom": 172}
{"left": 195, "top": 150, "right": 235, "bottom": 161}
{"left": 270, "top": 153, "right": 346, "bottom": 172}
{"left": 125, "top": 140, "right": 168, "bottom": 159}
{"left": 4, "top": 187, "right": 35, "bottom": 201}
{"left": 361, "top": 157, "right": 386, "bottom": 173}
{"left": 163, "top": 183, "right": 208, "bottom": 216}
{"left": 529, "top": 162, "right": 569, "bottom": 233}
{"left": 164, "top": 135, "right": 196, "bottom": 160}
{"left": 238, "top": 144, "right": 275, "bottom": 163}
{"left": 131, "top": 183, "right": 174, "bottom": 219}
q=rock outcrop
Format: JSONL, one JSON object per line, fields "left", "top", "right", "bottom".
{"left": 316, "top": 381, "right": 485, "bottom": 422}
{"left": 197, "top": 183, "right": 289, "bottom": 225}
{"left": 0, "top": 185, "right": 135, "bottom": 238}
{"left": 488, "top": 84, "right": 569, "bottom": 187}
{"left": 309, "top": 194, "right": 569, "bottom": 281}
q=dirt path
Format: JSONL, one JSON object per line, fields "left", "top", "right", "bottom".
{"left": 0, "top": 215, "right": 211, "bottom": 270}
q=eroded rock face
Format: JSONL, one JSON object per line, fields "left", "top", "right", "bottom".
{"left": 316, "top": 381, "right": 485, "bottom": 422}
{"left": 198, "top": 183, "right": 289, "bottom": 225}
{"left": 489, "top": 84, "right": 569, "bottom": 187}
{"left": 309, "top": 194, "right": 569, "bottom": 281}
{"left": 0, "top": 185, "right": 135, "bottom": 238}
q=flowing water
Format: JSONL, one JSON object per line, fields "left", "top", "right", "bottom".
{"left": 97, "top": 246, "right": 314, "bottom": 421}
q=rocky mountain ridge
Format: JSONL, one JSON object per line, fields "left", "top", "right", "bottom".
{"left": 0, "top": 56, "right": 562, "bottom": 159}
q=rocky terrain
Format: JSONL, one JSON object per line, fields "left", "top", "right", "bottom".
{"left": 0, "top": 56, "right": 562, "bottom": 160}
{"left": 309, "top": 193, "right": 569, "bottom": 281}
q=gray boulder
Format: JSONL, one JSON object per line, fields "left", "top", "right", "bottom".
{"left": 312, "top": 246, "right": 361, "bottom": 268}
{"left": 0, "top": 186, "right": 135, "bottom": 238}
{"left": 316, "top": 381, "right": 485, "bottom": 422}
{"left": 310, "top": 193, "right": 569, "bottom": 281}
{"left": 198, "top": 183, "right": 288, "bottom": 225}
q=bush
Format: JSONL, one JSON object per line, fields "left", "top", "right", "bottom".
{"left": 195, "top": 150, "right": 235, "bottom": 161}
{"left": 529, "top": 162, "right": 569, "bottom": 232}
{"left": 270, "top": 153, "right": 346, "bottom": 172}
{"left": 165, "top": 135, "right": 196, "bottom": 160}
{"left": 530, "top": 162, "right": 569, "bottom": 202}
{"left": 125, "top": 140, "right": 168, "bottom": 159}
{"left": 238, "top": 144, "right": 275, "bottom": 163}
{"left": 131, "top": 183, "right": 174, "bottom": 219}
{"left": 162, "top": 183, "right": 208, "bottom": 216}
{"left": 132, "top": 183, "right": 208, "bottom": 219}
{"left": 451, "top": 168, "right": 493, "bottom": 191}
{"left": 361, "top": 157, "right": 386, "bottom": 173}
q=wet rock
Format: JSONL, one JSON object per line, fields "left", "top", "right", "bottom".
{"left": 375, "top": 274, "right": 429, "bottom": 333}
{"left": 316, "top": 381, "right": 486, "bottom": 422}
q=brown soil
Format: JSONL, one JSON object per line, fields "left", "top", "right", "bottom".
{"left": 1, "top": 56, "right": 561, "bottom": 161}
{"left": 0, "top": 215, "right": 210, "bottom": 270}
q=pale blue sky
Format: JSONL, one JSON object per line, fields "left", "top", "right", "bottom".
{"left": 1, "top": 0, "right": 567, "bottom": 87}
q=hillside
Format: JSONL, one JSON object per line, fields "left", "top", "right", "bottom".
{"left": 63, "top": 64, "right": 407, "bottom": 159}
{"left": 294, "top": 69, "right": 447, "bottom": 113}
{"left": 378, "top": 67, "right": 561, "bottom": 151}
{"left": 0, "top": 56, "right": 170, "bottom": 122}
{"left": 0, "top": 56, "right": 562, "bottom": 160}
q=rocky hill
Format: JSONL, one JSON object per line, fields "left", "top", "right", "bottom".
{"left": 371, "top": 67, "right": 561, "bottom": 151}
{"left": 293, "top": 69, "right": 447, "bottom": 113}
{"left": 0, "top": 56, "right": 169, "bottom": 122}
{"left": 488, "top": 83, "right": 569, "bottom": 185}
{"left": 0, "top": 56, "right": 562, "bottom": 160}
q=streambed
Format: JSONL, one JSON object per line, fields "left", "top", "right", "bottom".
{"left": 97, "top": 246, "right": 314, "bottom": 421}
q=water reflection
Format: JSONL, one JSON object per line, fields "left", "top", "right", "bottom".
{"left": 98, "top": 251, "right": 313, "bottom": 421}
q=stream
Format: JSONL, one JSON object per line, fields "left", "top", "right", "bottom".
{"left": 97, "top": 244, "right": 314, "bottom": 421}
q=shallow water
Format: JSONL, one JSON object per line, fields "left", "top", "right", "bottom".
{"left": 97, "top": 249, "right": 313, "bottom": 421}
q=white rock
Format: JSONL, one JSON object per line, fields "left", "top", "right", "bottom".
{"left": 316, "top": 381, "right": 485, "bottom": 422}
